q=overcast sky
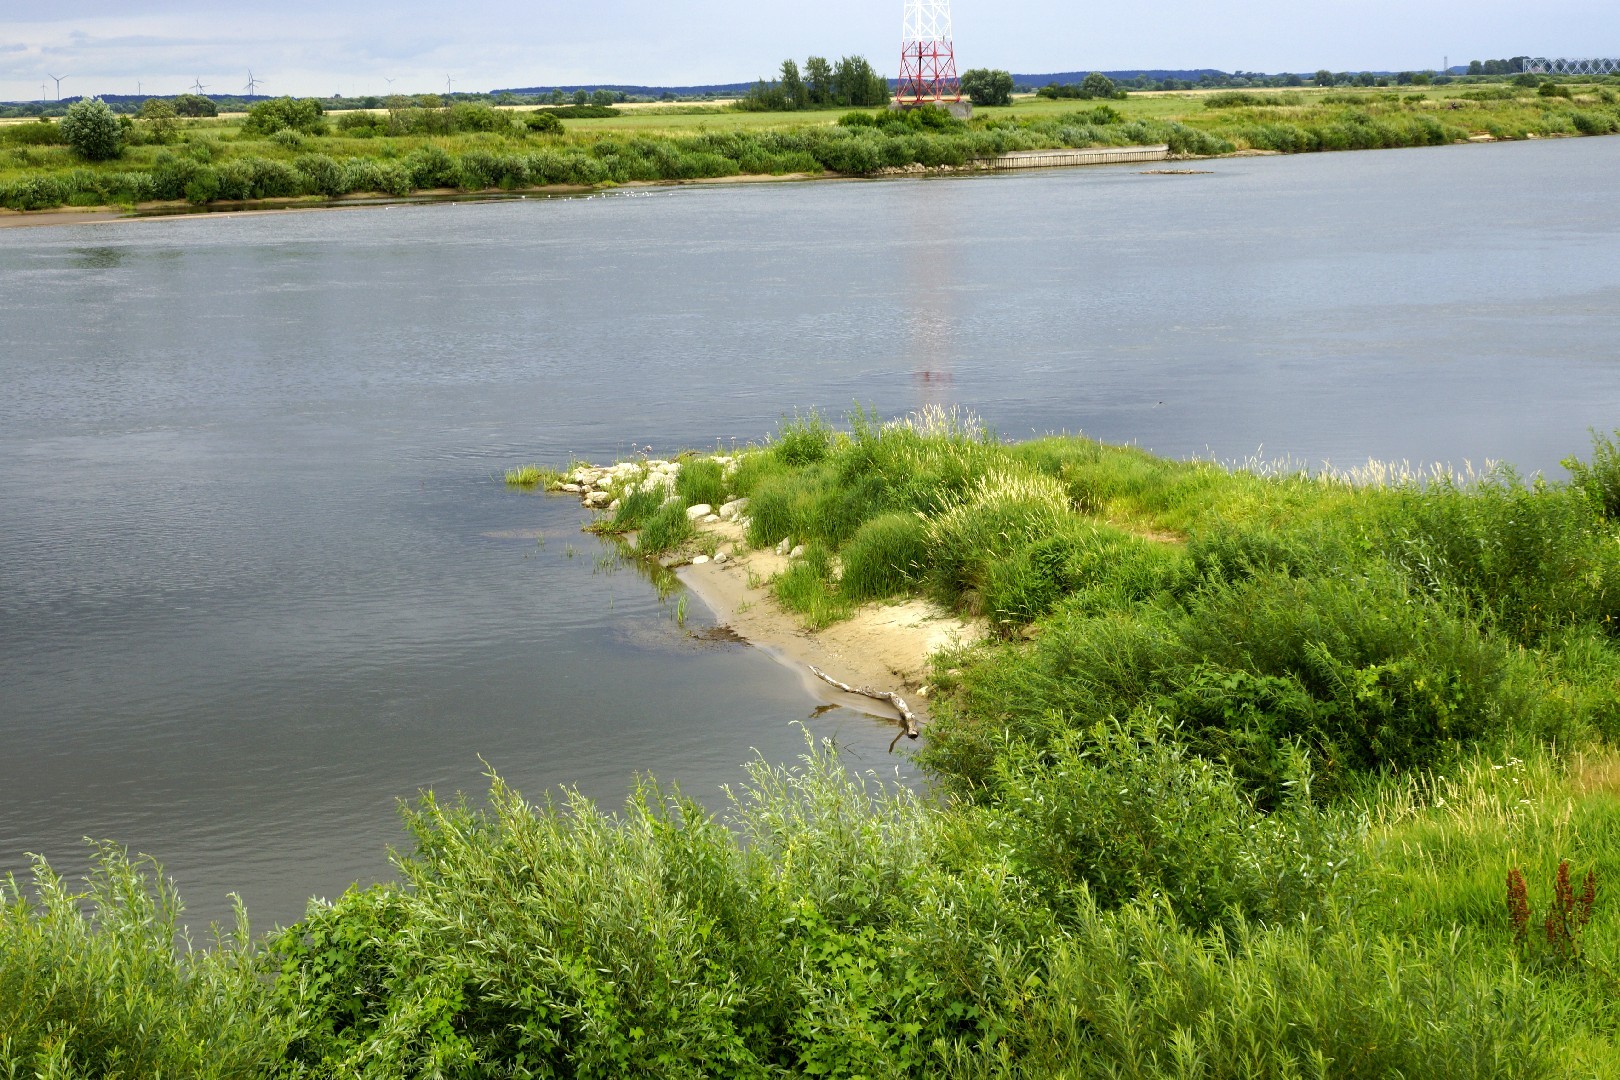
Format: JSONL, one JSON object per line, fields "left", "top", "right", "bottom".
{"left": 2, "top": 0, "right": 1615, "bottom": 101}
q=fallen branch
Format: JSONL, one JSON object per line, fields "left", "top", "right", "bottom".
{"left": 807, "top": 665, "right": 918, "bottom": 752}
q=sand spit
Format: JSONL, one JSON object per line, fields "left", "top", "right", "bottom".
{"left": 556, "top": 460, "right": 983, "bottom": 738}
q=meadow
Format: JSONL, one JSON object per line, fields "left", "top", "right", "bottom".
{"left": 4, "top": 81, "right": 1619, "bottom": 213}
{"left": 6, "top": 412, "right": 1620, "bottom": 1077}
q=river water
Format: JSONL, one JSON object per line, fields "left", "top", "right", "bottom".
{"left": 3, "top": 136, "right": 1619, "bottom": 929}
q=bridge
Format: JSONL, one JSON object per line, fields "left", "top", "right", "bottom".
{"left": 1524, "top": 58, "right": 1620, "bottom": 76}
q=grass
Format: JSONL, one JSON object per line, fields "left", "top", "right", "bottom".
{"left": 6, "top": 85, "right": 1620, "bottom": 212}
{"left": 503, "top": 463, "right": 560, "bottom": 488}
{"left": 7, "top": 413, "right": 1620, "bottom": 1075}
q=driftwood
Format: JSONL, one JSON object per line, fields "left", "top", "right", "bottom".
{"left": 807, "top": 665, "right": 918, "bottom": 752}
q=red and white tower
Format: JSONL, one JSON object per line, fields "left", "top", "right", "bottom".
{"left": 897, "top": 0, "right": 960, "bottom": 105}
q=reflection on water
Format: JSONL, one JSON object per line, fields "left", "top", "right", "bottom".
{"left": 3, "top": 137, "right": 1620, "bottom": 928}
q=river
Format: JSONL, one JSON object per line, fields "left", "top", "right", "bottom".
{"left": 3, "top": 135, "right": 1618, "bottom": 928}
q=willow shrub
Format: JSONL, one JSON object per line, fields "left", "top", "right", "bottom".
{"left": 0, "top": 846, "right": 291, "bottom": 1078}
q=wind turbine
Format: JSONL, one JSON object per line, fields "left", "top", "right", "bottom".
{"left": 191, "top": 77, "right": 207, "bottom": 95}
{"left": 384, "top": 75, "right": 395, "bottom": 96}
{"left": 244, "top": 70, "right": 262, "bottom": 96}
{"left": 46, "top": 73, "right": 67, "bottom": 100}
{"left": 445, "top": 75, "right": 453, "bottom": 97}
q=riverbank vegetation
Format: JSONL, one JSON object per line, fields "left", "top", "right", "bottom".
{"left": 4, "top": 79, "right": 1619, "bottom": 214}
{"left": 7, "top": 413, "right": 1620, "bottom": 1075}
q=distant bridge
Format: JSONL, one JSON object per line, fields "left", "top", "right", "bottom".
{"left": 1524, "top": 57, "right": 1620, "bottom": 76}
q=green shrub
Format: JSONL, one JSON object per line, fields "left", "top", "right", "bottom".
{"left": 295, "top": 153, "right": 347, "bottom": 197}
{"left": 984, "top": 714, "right": 1352, "bottom": 930}
{"left": 840, "top": 511, "right": 929, "bottom": 600}
{"left": 0, "top": 846, "right": 291, "bottom": 1076}
{"left": 405, "top": 145, "right": 457, "bottom": 188}
{"left": 243, "top": 96, "right": 328, "bottom": 136}
{"left": 59, "top": 97, "right": 123, "bottom": 161}
{"left": 524, "top": 110, "right": 564, "bottom": 134}
{"left": 183, "top": 166, "right": 220, "bottom": 204}
{"left": 1564, "top": 429, "right": 1620, "bottom": 520}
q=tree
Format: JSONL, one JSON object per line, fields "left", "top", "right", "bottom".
{"left": 551, "top": 90, "right": 567, "bottom": 105}
{"left": 1314, "top": 70, "right": 1335, "bottom": 86}
{"left": 60, "top": 97, "right": 123, "bottom": 160}
{"left": 1467, "top": 60, "right": 1484, "bottom": 76}
{"left": 1080, "top": 72, "right": 1120, "bottom": 99}
{"left": 780, "top": 60, "right": 809, "bottom": 110}
{"left": 590, "top": 89, "right": 613, "bottom": 107}
{"left": 572, "top": 90, "right": 589, "bottom": 106}
{"left": 831, "top": 55, "right": 890, "bottom": 107}
{"left": 172, "top": 92, "right": 217, "bottom": 117}
{"left": 137, "top": 98, "right": 178, "bottom": 143}
{"left": 805, "top": 56, "right": 833, "bottom": 105}
{"left": 960, "top": 68, "right": 1014, "bottom": 106}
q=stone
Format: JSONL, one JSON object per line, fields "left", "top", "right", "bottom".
{"left": 562, "top": 483, "right": 582, "bottom": 493}
{"left": 584, "top": 491, "right": 611, "bottom": 508}
{"left": 691, "top": 554, "right": 711, "bottom": 565}
{"left": 607, "top": 499, "right": 620, "bottom": 511}
{"left": 775, "top": 538, "right": 792, "bottom": 555}
{"left": 789, "top": 544, "right": 806, "bottom": 559}
{"left": 713, "top": 551, "right": 729, "bottom": 564}
{"left": 685, "top": 503, "right": 713, "bottom": 521}
{"left": 718, "top": 498, "right": 750, "bottom": 520}
{"left": 704, "top": 514, "right": 720, "bottom": 524}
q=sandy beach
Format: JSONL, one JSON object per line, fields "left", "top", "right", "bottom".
{"left": 674, "top": 518, "right": 983, "bottom": 734}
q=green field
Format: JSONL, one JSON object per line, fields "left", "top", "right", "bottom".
{"left": 7, "top": 414, "right": 1620, "bottom": 1076}
{"left": 4, "top": 82, "right": 1619, "bottom": 215}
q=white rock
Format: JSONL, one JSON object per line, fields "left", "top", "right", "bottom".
{"left": 562, "top": 483, "right": 582, "bottom": 493}
{"left": 789, "top": 544, "right": 806, "bottom": 559}
{"left": 704, "top": 514, "right": 720, "bottom": 524}
{"left": 718, "top": 498, "right": 750, "bottom": 520}
{"left": 713, "top": 551, "right": 729, "bottom": 564}
{"left": 607, "top": 499, "right": 620, "bottom": 511}
{"left": 584, "top": 491, "right": 612, "bottom": 508}
{"left": 775, "top": 538, "right": 792, "bottom": 555}
{"left": 685, "top": 504, "right": 713, "bottom": 521}
{"left": 691, "top": 554, "right": 711, "bottom": 565}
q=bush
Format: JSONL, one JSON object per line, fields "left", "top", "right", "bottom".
{"left": 404, "top": 145, "right": 457, "bottom": 188}
{"left": 243, "top": 96, "right": 327, "bottom": 136}
{"left": 524, "top": 110, "right": 563, "bottom": 134}
{"left": 1564, "top": 429, "right": 1620, "bottom": 519}
{"left": 59, "top": 97, "right": 123, "bottom": 161}
{"left": 295, "top": 153, "right": 348, "bottom": 197}
{"left": 335, "top": 110, "right": 387, "bottom": 136}
{"left": 447, "top": 101, "right": 507, "bottom": 133}
{"left": 984, "top": 715, "right": 1351, "bottom": 930}
{"left": 0, "top": 846, "right": 291, "bottom": 1076}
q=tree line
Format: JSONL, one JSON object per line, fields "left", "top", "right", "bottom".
{"left": 740, "top": 56, "right": 890, "bottom": 111}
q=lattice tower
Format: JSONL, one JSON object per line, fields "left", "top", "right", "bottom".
{"left": 1525, "top": 57, "right": 1620, "bottom": 76}
{"left": 898, "top": 0, "right": 960, "bottom": 104}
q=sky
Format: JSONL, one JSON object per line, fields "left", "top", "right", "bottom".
{"left": 1, "top": 0, "right": 1616, "bottom": 101}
